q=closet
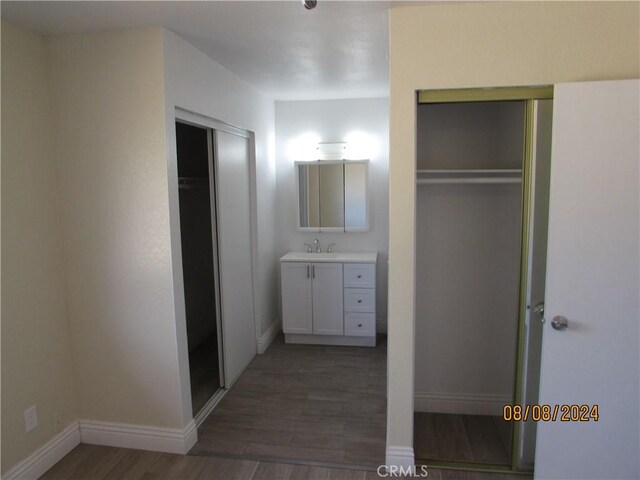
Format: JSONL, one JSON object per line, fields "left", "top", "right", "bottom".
{"left": 175, "top": 112, "right": 258, "bottom": 424}
{"left": 176, "top": 122, "right": 224, "bottom": 417}
{"left": 413, "top": 88, "right": 553, "bottom": 471}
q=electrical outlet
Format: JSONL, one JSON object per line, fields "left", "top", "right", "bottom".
{"left": 53, "top": 413, "right": 62, "bottom": 433}
{"left": 24, "top": 405, "right": 38, "bottom": 432}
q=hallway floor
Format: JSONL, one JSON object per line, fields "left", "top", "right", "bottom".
{"left": 189, "top": 334, "right": 387, "bottom": 469}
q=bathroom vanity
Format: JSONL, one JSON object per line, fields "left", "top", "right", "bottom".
{"left": 280, "top": 252, "right": 377, "bottom": 347}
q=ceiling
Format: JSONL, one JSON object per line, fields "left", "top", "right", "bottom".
{"left": 1, "top": 1, "right": 406, "bottom": 100}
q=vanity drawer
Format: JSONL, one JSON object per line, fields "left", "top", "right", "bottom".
{"left": 345, "top": 313, "right": 376, "bottom": 337}
{"left": 344, "top": 288, "right": 375, "bottom": 313}
{"left": 344, "top": 263, "right": 376, "bottom": 288}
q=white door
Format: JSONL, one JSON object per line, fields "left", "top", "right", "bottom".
{"left": 312, "top": 263, "right": 344, "bottom": 335}
{"left": 281, "top": 262, "right": 313, "bottom": 334}
{"left": 215, "top": 130, "right": 257, "bottom": 386}
{"left": 535, "top": 79, "right": 639, "bottom": 479}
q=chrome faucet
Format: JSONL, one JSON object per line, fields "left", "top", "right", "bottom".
{"left": 313, "top": 238, "right": 321, "bottom": 253}
{"left": 304, "top": 243, "right": 313, "bottom": 253}
{"left": 327, "top": 243, "right": 335, "bottom": 253}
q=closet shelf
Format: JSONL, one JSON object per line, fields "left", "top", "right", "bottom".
{"left": 416, "top": 169, "right": 522, "bottom": 185}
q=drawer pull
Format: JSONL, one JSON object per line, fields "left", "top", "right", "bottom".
{"left": 357, "top": 299, "right": 362, "bottom": 303}
{"left": 358, "top": 323, "right": 363, "bottom": 327}
{"left": 357, "top": 274, "right": 362, "bottom": 278}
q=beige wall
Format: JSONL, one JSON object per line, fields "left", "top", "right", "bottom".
{"left": 46, "top": 28, "right": 185, "bottom": 428}
{"left": 3, "top": 23, "right": 277, "bottom": 473}
{"left": 387, "top": 1, "right": 640, "bottom": 455}
{"left": 1, "top": 22, "right": 78, "bottom": 473}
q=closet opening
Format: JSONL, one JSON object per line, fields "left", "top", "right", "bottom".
{"left": 414, "top": 88, "right": 553, "bottom": 473}
{"left": 176, "top": 121, "right": 225, "bottom": 417}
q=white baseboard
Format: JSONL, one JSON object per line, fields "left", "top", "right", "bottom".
{"left": 414, "top": 392, "right": 510, "bottom": 416}
{"left": 2, "top": 421, "right": 81, "bottom": 480}
{"left": 79, "top": 419, "right": 197, "bottom": 455}
{"left": 257, "top": 319, "right": 280, "bottom": 354}
{"left": 385, "top": 446, "right": 415, "bottom": 472}
{"left": 3, "top": 419, "right": 198, "bottom": 479}
{"left": 285, "top": 333, "right": 376, "bottom": 347}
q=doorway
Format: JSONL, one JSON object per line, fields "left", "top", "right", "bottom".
{"left": 176, "top": 121, "right": 225, "bottom": 417}
{"left": 413, "top": 88, "right": 553, "bottom": 472}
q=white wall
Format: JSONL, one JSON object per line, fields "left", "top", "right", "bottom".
{"left": 161, "top": 30, "right": 277, "bottom": 424}
{"left": 46, "top": 28, "right": 186, "bottom": 429}
{"left": 1, "top": 21, "right": 78, "bottom": 474}
{"left": 415, "top": 184, "right": 521, "bottom": 413}
{"left": 275, "top": 98, "right": 389, "bottom": 330}
{"left": 387, "top": 1, "right": 639, "bottom": 465}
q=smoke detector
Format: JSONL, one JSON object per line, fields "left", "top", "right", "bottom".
{"left": 302, "top": 0, "right": 317, "bottom": 10}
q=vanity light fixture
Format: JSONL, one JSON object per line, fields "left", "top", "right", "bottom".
{"left": 287, "top": 132, "right": 321, "bottom": 161}
{"left": 344, "top": 131, "right": 380, "bottom": 160}
{"left": 317, "top": 142, "right": 347, "bottom": 160}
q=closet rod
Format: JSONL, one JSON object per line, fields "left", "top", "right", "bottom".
{"left": 417, "top": 177, "right": 522, "bottom": 185}
{"left": 178, "top": 177, "right": 209, "bottom": 189}
{"left": 416, "top": 169, "right": 522, "bottom": 174}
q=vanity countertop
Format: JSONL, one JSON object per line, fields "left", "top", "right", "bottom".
{"left": 280, "top": 251, "right": 377, "bottom": 263}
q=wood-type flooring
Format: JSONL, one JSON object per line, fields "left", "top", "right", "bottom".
{"left": 40, "top": 444, "right": 531, "bottom": 479}
{"left": 414, "top": 412, "right": 511, "bottom": 465}
{"left": 190, "top": 334, "right": 387, "bottom": 468}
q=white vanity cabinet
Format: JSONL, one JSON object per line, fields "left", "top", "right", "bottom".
{"left": 280, "top": 262, "right": 314, "bottom": 334}
{"left": 343, "top": 263, "right": 376, "bottom": 337}
{"left": 280, "top": 262, "right": 343, "bottom": 335}
{"left": 280, "top": 252, "right": 377, "bottom": 347}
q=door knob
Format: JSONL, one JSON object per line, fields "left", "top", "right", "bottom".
{"left": 551, "top": 315, "right": 569, "bottom": 331}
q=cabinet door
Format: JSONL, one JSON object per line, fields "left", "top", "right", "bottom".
{"left": 281, "top": 263, "right": 313, "bottom": 334}
{"left": 311, "top": 263, "right": 344, "bottom": 335}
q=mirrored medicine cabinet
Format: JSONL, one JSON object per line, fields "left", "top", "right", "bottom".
{"left": 296, "top": 160, "right": 369, "bottom": 232}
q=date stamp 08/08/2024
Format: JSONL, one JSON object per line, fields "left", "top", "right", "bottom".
{"left": 503, "top": 404, "right": 599, "bottom": 422}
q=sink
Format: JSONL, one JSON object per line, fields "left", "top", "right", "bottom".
{"left": 280, "top": 251, "right": 377, "bottom": 263}
{"left": 285, "top": 252, "right": 338, "bottom": 261}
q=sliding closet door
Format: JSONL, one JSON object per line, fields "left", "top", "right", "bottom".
{"left": 215, "top": 130, "right": 257, "bottom": 385}
{"left": 518, "top": 99, "right": 552, "bottom": 468}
